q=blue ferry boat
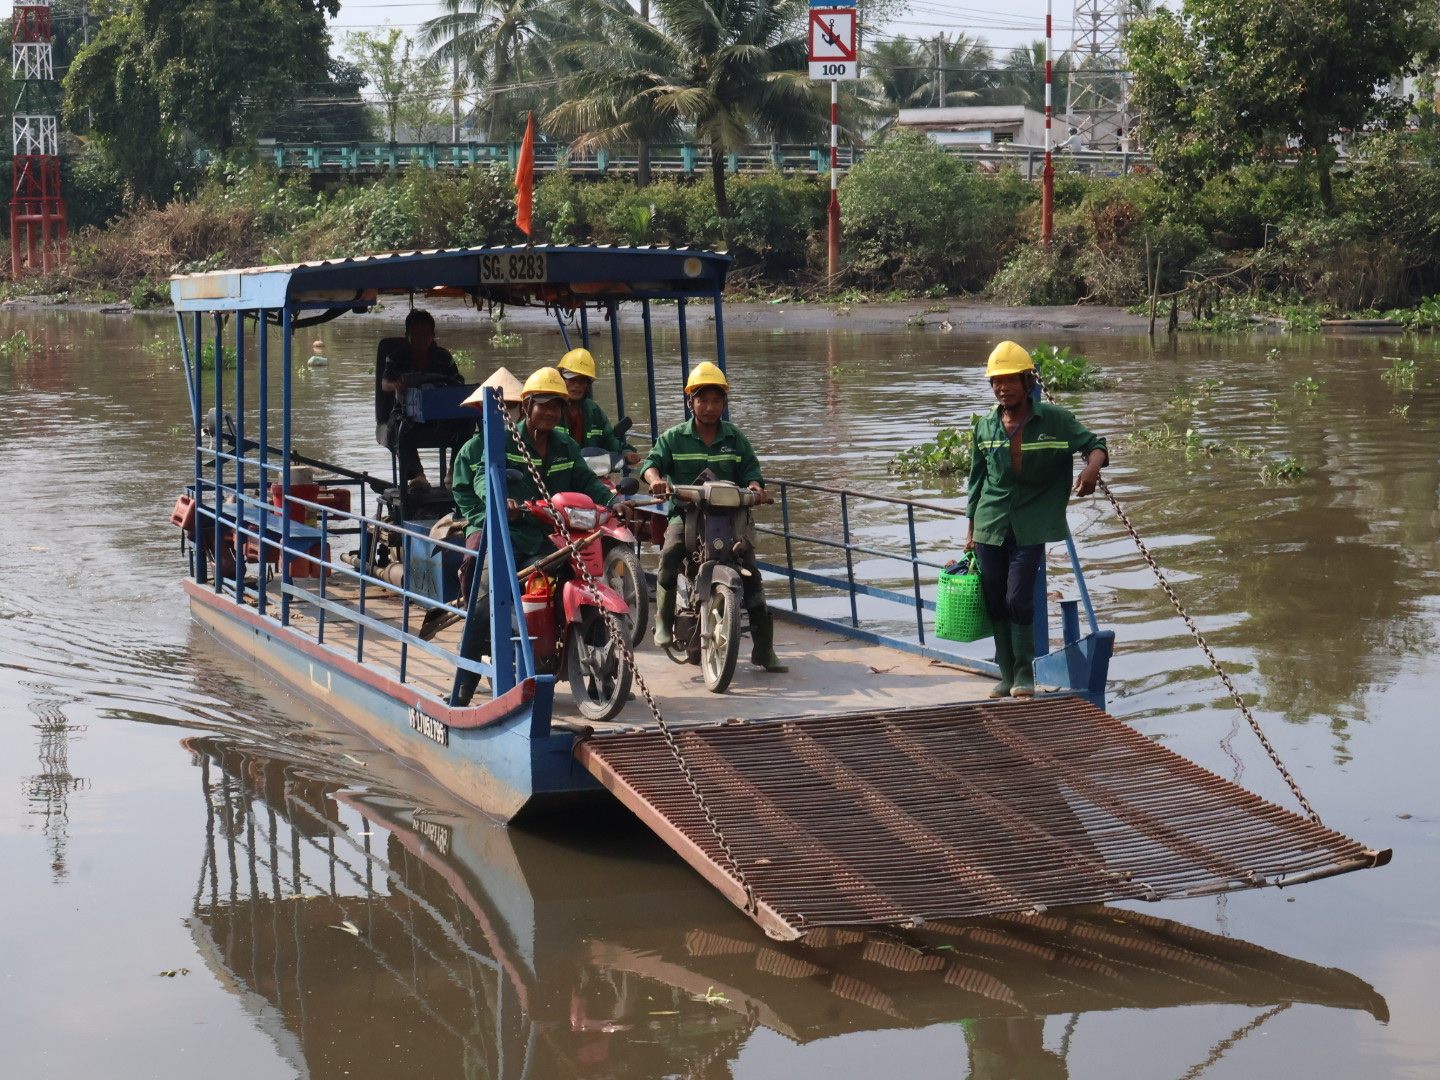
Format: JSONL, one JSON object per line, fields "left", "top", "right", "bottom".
{"left": 170, "top": 246, "right": 1383, "bottom": 940}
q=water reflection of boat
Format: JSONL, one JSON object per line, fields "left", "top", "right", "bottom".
{"left": 181, "top": 735, "right": 1387, "bottom": 1079}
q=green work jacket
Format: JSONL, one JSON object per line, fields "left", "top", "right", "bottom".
{"left": 453, "top": 421, "right": 616, "bottom": 562}
{"left": 966, "top": 400, "right": 1106, "bottom": 547}
{"left": 642, "top": 419, "right": 764, "bottom": 519}
{"left": 565, "top": 396, "right": 635, "bottom": 455}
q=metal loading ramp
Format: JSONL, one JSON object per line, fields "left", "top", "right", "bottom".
{"left": 575, "top": 698, "right": 1390, "bottom": 940}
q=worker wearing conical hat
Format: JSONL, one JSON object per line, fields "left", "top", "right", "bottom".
{"left": 965, "top": 341, "right": 1108, "bottom": 700}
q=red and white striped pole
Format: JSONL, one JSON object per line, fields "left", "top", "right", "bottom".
{"left": 1041, "top": 0, "right": 1054, "bottom": 247}
{"left": 827, "top": 78, "right": 841, "bottom": 281}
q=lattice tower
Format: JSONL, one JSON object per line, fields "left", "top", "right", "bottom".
{"left": 11, "top": 0, "right": 67, "bottom": 278}
{"left": 1066, "top": 0, "right": 1131, "bottom": 150}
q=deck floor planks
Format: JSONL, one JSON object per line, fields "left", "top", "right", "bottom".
{"left": 271, "top": 578, "right": 997, "bottom": 727}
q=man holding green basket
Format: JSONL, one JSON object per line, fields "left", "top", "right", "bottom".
{"left": 964, "top": 341, "right": 1108, "bottom": 699}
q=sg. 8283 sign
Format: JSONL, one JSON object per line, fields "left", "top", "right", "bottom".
{"left": 479, "top": 251, "right": 549, "bottom": 283}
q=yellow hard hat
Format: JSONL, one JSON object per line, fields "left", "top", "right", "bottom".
{"left": 558, "top": 347, "right": 596, "bottom": 380}
{"left": 521, "top": 366, "right": 568, "bottom": 401}
{"left": 685, "top": 361, "right": 729, "bottom": 395}
{"left": 986, "top": 341, "right": 1035, "bottom": 378}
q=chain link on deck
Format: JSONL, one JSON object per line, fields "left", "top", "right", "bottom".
{"left": 496, "top": 397, "right": 759, "bottom": 911}
{"left": 1036, "top": 377, "right": 1323, "bottom": 825}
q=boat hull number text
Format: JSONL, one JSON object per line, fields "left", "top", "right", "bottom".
{"left": 479, "top": 252, "right": 549, "bottom": 284}
{"left": 408, "top": 706, "right": 449, "bottom": 746}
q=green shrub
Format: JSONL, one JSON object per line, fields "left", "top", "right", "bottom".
{"left": 839, "top": 131, "right": 1029, "bottom": 290}
{"left": 989, "top": 243, "right": 1083, "bottom": 305}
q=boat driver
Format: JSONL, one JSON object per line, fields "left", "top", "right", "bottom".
{"left": 380, "top": 309, "right": 468, "bottom": 493}
{"left": 556, "top": 347, "right": 642, "bottom": 465}
{"left": 641, "top": 362, "right": 787, "bottom": 673}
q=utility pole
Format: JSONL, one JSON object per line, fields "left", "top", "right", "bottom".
{"left": 1042, "top": 0, "right": 1054, "bottom": 246}
{"left": 1068, "top": 0, "right": 1131, "bottom": 148}
{"left": 451, "top": 50, "right": 460, "bottom": 143}
{"left": 10, "top": 0, "right": 67, "bottom": 278}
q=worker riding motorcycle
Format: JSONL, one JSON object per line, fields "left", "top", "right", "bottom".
{"left": 559, "top": 347, "right": 649, "bottom": 647}
{"left": 641, "top": 362, "right": 788, "bottom": 686}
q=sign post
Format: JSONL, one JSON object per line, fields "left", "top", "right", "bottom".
{"left": 808, "top": 0, "right": 857, "bottom": 284}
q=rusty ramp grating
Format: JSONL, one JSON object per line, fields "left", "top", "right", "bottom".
{"left": 575, "top": 698, "right": 1390, "bottom": 940}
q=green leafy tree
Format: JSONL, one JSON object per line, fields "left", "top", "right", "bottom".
{"left": 547, "top": 0, "right": 817, "bottom": 223}
{"left": 348, "top": 28, "right": 446, "bottom": 142}
{"left": 65, "top": 0, "right": 337, "bottom": 201}
{"left": 1126, "top": 0, "right": 1440, "bottom": 206}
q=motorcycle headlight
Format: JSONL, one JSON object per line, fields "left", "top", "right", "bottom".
{"left": 565, "top": 507, "right": 599, "bottom": 530}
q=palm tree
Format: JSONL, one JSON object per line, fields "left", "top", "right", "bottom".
{"left": 865, "top": 37, "right": 931, "bottom": 110}
{"left": 865, "top": 33, "right": 999, "bottom": 111}
{"left": 419, "top": 0, "right": 585, "bottom": 139}
{"left": 998, "top": 40, "right": 1072, "bottom": 115}
{"left": 548, "top": 0, "right": 818, "bottom": 220}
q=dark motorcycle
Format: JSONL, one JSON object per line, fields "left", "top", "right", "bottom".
{"left": 663, "top": 478, "right": 761, "bottom": 693}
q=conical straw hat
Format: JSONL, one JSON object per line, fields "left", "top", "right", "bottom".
{"left": 463, "top": 366, "right": 524, "bottom": 407}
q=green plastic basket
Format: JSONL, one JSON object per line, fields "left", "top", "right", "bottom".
{"left": 935, "top": 556, "right": 992, "bottom": 642}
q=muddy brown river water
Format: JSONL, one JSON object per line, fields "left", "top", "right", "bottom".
{"left": 1, "top": 307, "right": 1436, "bottom": 1079}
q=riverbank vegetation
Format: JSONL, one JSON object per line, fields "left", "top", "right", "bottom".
{"left": 9, "top": 0, "right": 1440, "bottom": 322}
{"left": 34, "top": 125, "right": 1440, "bottom": 325}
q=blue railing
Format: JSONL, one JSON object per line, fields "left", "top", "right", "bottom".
{"left": 194, "top": 140, "right": 1156, "bottom": 179}
{"left": 757, "top": 478, "right": 1100, "bottom": 669}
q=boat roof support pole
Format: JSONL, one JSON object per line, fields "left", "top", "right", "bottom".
{"left": 579, "top": 304, "right": 590, "bottom": 350}
{"left": 607, "top": 299, "right": 624, "bottom": 431}
{"left": 234, "top": 311, "right": 246, "bottom": 581}
{"left": 480, "top": 388, "right": 532, "bottom": 697}
{"left": 280, "top": 306, "right": 294, "bottom": 628}
{"left": 176, "top": 311, "right": 201, "bottom": 585}
{"left": 213, "top": 313, "right": 235, "bottom": 601}
{"left": 642, "top": 299, "right": 658, "bottom": 441}
{"left": 677, "top": 298, "right": 691, "bottom": 420}
{"left": 553, "top": 308, "right": 572, "bottom": 351}
{"left": 712, "top": 292, "right": 729, "bottom": 423}
{"left": 257, "top": 312, "right": 270, "bottom": 619}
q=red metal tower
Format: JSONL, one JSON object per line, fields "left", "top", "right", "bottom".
{"left": 11, "top": 0, "right": 67, "bottom": 277}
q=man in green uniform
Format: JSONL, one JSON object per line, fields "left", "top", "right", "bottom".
{"left": 965, "top": 341, "right": 1108, "bottom": 698}
{"left": 641, "top": 362, "right": 787, "bottom": 673}
{"left": 456, "top": 365, "right": 619, "bottom": 567}
{"left": 431, "top": 367, "right": 621, "bottom": 653}
{"left": 557, "top": 347, "right": 641, "bottom": 465}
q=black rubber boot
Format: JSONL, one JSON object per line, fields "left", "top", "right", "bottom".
{"left": 748, "top": 605, "right": 789, "bottom": 672}
{"left": 988, "top": 618, "right": 1014, "bottom": 698}
{"left": 653, "top": 584, "right": 677, "bottom": 648}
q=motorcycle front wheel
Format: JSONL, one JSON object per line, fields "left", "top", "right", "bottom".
{"left": 566, "top": 608, "right": 633, "bottom": 722}
{"left": 601, "top": 539, "right": 648, "bottom": 648}
{"left": 702, "top": 583, "right": 743, "bottom": 694}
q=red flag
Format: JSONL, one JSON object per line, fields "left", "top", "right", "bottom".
{"left": 515, "top": 111, "right": 535, "bottom": 238}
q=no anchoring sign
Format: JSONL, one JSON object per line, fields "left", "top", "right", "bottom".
{"left": 808, "top": 8, "right": 858, "bottom": 80}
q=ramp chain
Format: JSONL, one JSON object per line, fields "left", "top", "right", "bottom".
{"left": 496, "top": 396, "right": 758, "bottom": 910}
{"left": 1036, "top": 376, "right": 1322, "bottom": 825}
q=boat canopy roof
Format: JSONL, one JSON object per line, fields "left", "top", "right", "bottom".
{"left": 169, "top": 244, "right": 731, "bottom": 313}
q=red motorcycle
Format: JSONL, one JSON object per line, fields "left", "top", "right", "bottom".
{"left": 516, "top": 484, "right": 637, "bottom": 722}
